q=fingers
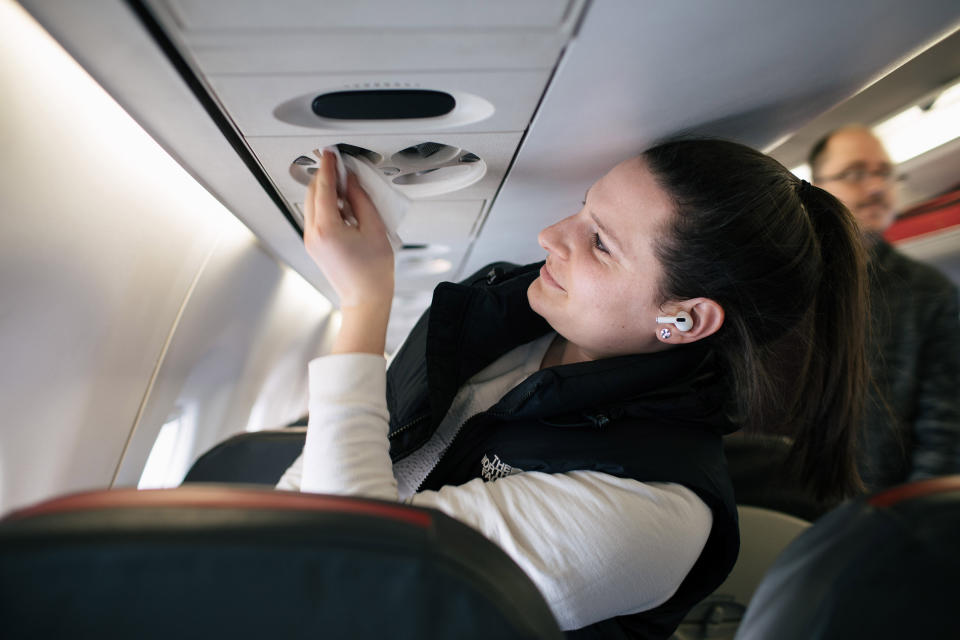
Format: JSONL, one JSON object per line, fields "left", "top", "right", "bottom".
{"left": 303, "top": 154, "right": 318, "bottom": 230}
{"left": 306, "top": 151, "right": 343, "bottom": 232}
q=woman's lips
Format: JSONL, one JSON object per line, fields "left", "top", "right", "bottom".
{"left": 540, "top": 264, "right": 565, "bottom": 291}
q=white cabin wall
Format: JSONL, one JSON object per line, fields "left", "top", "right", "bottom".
{"left": 112, "top": 230, "right": 335, "bottom": 489}
{"left": 0, "top": 1, "right": 332, "bottom": 514}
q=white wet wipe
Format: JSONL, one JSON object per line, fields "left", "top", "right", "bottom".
{"left": 321, "top": 145, "right": 407, "bottom": 252}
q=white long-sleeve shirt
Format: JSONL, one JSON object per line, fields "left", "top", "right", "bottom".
{"left": 278, "top": 337, "right": 712, "bottom": 631}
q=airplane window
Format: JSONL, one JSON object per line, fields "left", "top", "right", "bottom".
{"left": 874, "top": 79, "right": 960, "bottom": 163}
{"left": 138, "top": 408, "right": 197, "bottom": 489}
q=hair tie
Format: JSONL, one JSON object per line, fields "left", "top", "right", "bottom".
{"left": 798, "top": 179, "right": 812, "bottom": 196}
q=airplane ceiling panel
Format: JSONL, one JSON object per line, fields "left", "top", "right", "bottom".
{"left": 162, "top": 0, "right": 578, "bottom": 30}
{"left": 291, "top": 197, "right": 483, "bottom": 293}
{"left": 133, "top": 0, "right": 587, "bottom": 302}
{"left": 394, "top": 248, "right": 471, "bottom": 295}
{"left": 395, "top": 201, "right": 485, "bottom": 246}
{"left": 176, "top": 31, "right": 571, "bottom": 75}
{"left": 465, "top": 0, "right": 960, "bottom": 274}
{"left": 207, "top": 70, "right": 553, "bottom": 136}
{"left": 154, "top": 1, "right": 584, "bottom": 74}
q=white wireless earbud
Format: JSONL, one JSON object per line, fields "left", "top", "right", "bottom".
{"left": 656, "top": 311, "right": 692, "bottom": 332}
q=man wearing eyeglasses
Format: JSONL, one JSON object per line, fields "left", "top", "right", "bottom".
{"left": 809, "top": 125, "right": 960, "bottom": 492}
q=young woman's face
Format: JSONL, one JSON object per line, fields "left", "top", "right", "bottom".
{"left": 528, "top": 157, "right": 676, "bottom": 360}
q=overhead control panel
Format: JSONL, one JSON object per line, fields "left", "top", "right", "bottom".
{"left": 135, "top": 0, "right": 587, "bottom": 301}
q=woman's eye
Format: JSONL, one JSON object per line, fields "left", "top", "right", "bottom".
{"left": 592, "top": 232, "right": 609, "bottom": 254}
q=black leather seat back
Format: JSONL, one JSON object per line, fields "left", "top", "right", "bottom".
{"left": 0, "top": 487, "right": 562, "bottom": 640}
{"left": 723, "top": 434, "right": 834, "bottom": 521}
{"left": 734, "top": 476, "right": 960, "bottom": 640}
{"left": 183, "top": 429, "right": 306, "bottom": 485}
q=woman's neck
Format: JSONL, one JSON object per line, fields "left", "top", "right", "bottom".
{"left": 540, "top": 334, "right": 678, "bottom": 369}
{"left": 540, "top": 334, "right": 591, "bottom": 369}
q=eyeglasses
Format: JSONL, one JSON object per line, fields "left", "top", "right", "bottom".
{"left": 815, "top": 166, "right": 904, "bottom": 185}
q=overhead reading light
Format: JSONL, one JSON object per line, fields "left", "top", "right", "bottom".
{"left": 790, "top": 77, "right": 960, "bottom": 178}
{"left": 311, "top": 90, "right": 456, "bottom": 120}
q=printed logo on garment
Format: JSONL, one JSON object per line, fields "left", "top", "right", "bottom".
{"left": 480, "top": 454, "right": 522, "bottom": 482}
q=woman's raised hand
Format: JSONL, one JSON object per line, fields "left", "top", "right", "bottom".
{"left": 303, "top": 150, "right": 395, "bottom": 310}
{"left": 304, "top": 150, "right": 395, "bottom": 355}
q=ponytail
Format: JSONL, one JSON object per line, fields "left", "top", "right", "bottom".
{"left": 644, "top": 140, "right": 869, "bottom": 503}
{"left": 787, "top": 182, "right": 869, "bottom": 500}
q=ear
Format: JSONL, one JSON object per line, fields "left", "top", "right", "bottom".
{"left": 658, "top": 298, "right": 724, "bottom": 345}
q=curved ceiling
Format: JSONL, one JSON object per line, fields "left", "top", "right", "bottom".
{"left": 466, "top": 0, "right": 960, "bottom": 271}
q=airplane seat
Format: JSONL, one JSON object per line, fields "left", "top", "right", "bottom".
{"left": 671, "top": 434, "right": 827, "bottom": 639}
{"left": 723, "top": 433, "right": 835, "bottom": 521}
{"left": 182, "top": 428, "right": 306, "bottom": 485}
{"left": 0, "top": 486, "right": 563, "bottom": 640}
{"left": 733, "top": 475, "right": 960, "bottom": 640}
{"left": 670, "top": 505, "right": 810, "bottom": 640}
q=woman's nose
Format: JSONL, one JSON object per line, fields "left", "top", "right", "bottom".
{"left": 538, "top": 217, "right": 571, "bottom": 258}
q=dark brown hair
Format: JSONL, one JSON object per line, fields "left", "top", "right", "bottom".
{"left": 808, "top": 127, "right": 862, "bottom": 179}
{"left": 644, "top": 139, "right": 869, "bottom": 502}
{"left": 807, "top": 129, "right": 836, "bottom": 178}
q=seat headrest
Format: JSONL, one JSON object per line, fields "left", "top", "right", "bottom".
{"left": 723, "top": 434, "right": 834, "bottom": 520}
{"left": 181, "top": 428, "right": 306, "bottom": 485}
{"left": 0, "top": 486, "right": 562, "bottom": 640}
{"left": 734, "top": 476, "right": 960, "bottom": 640}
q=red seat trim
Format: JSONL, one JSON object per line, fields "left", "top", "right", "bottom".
{"left": 3, "top": 486, "right": 433, "bottom": 529}
{"left": 868, "top": 476, "right": 960, "bottom": 508}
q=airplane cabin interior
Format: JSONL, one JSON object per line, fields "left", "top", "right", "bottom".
{"left": 2, "top": 1, "right": 960, "bottom": 638}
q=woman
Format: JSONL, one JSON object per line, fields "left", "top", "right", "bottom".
{"left": 278, "top": 139, "right": 869, "bottom": 638}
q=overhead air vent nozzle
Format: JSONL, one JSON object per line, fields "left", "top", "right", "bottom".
{"left": 311, "top": 90, "right": 456, "bottom": 120}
